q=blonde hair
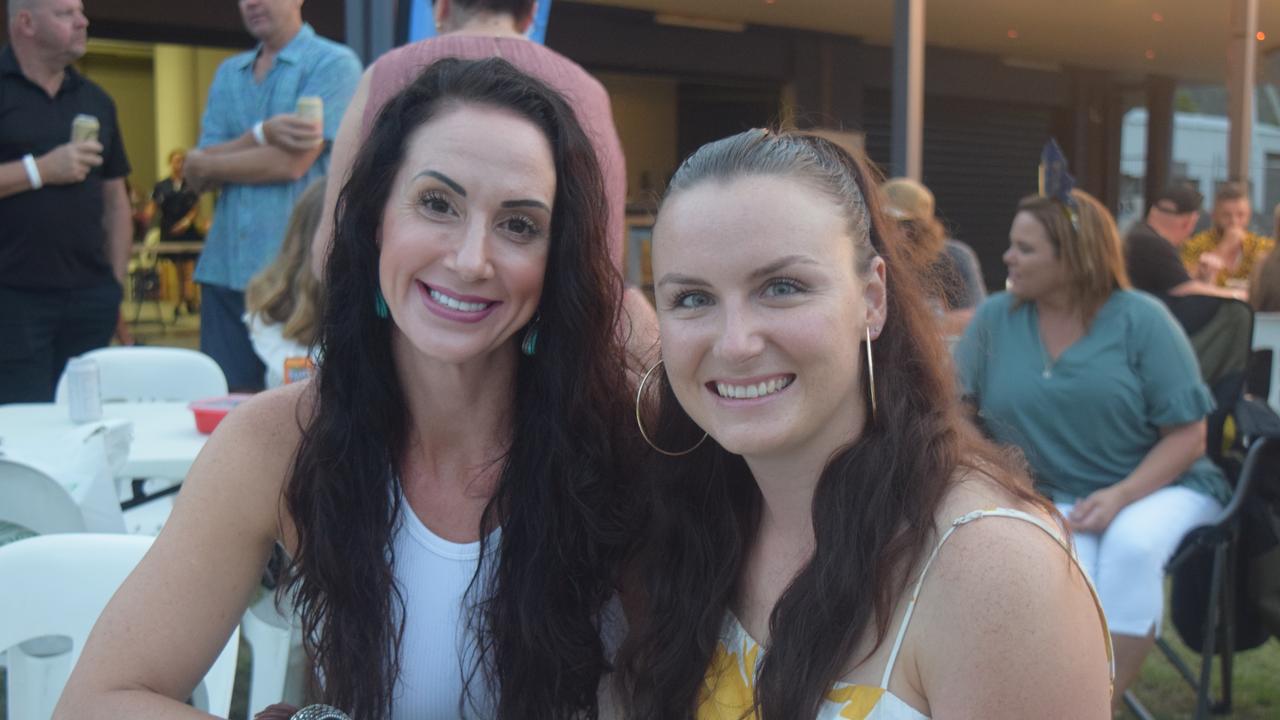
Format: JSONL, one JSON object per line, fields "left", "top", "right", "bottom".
{"left": 245, "top": 177, "right": 326, "bottom": 345}
{"left": 1017, "top": 189, "right": 1130, "bottom": 323}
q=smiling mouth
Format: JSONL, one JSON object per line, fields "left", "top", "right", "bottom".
{"left": 423, "top": 283, "right": 496, "bottom": 313}
{"left": 710, "top": 375, "right": 795, "bottom": 400}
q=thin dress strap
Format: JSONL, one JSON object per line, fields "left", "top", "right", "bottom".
{"left": 878, "top": 507, "right": 1115, "bottom": 690}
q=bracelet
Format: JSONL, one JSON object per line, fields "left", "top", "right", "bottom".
{"left": 252, "top": 121, "right": 267, "bottom": 146}
{"left": 22, "top": 153, "right": 42, "bottom": 190}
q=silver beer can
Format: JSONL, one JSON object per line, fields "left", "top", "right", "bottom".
{"left": 66, "top": 356, "right": 102, "bottom": 423}
{"left": 71, "top": 114, "right": 100, "bottom": 143}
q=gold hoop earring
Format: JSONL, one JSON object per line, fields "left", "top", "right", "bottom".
{"left": 635, "top": 360, "right": 708, "bottom": 457}
{"left": 865, "top": 325, "right": 878, "bottom": 424}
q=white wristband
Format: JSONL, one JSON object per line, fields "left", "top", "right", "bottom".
{"left": 22, "top": 153, "right": 42, "bottom": 190}
{"left": 252, "top": 121, "right": 267, "bottom": 146}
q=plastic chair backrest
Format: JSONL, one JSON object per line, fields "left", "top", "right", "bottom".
{"left": 137, "top": 227, "right": 162, "bottom": 269}
{"left": 1254, "top": 312, "right": 1280, "bottom": 410}
{"left": 0, "top": 534, "right": 240, "bottom": 717}
{"left": 0, "top": 458, "right": 86, "bottom": 535}
{"left": 55, "top": 347, "right": 228, "bottom": 404}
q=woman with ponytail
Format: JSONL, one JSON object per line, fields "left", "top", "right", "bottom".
{"left": 619, "top": 129, "right": 1112, "bottom": 719}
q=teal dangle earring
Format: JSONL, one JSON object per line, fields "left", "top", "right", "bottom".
{"left": 521, "top": 314, "right": 541, "bottom": 356}
{"left": 374, "top": 289, "right": 389, "bottom": 319}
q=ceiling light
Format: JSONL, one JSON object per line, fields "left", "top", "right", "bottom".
{"left": 1258, "top": 31, "right": 1267, "bottom": 41}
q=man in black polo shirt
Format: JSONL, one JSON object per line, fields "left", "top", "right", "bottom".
{"left": 0, "top": 0, "right": 132, "bottom": 403}
{"left": 1124, "top": 184, "right": 1240, "bottom": 300}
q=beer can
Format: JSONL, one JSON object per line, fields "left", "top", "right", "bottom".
{"left": 71, "top": 114, "right": 100, "bottom": 143}
{"left": 296, "top": 96, "right": 324, "bottom": 123}
{"left": 66, "top": 356, "right": 102, "bottom": 423}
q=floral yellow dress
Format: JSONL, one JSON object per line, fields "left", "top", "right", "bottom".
{"left": 696, "top": 508, "right": 1114, "bottom": 720}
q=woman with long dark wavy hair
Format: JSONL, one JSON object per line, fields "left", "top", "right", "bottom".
{"left": 618, "top": 129, "right": 1113, "bottom": 719}
{"left": 57, "top": 58, "right": 636, "bottom": 720}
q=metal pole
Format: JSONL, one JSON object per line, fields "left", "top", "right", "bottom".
{"left": 1144, "top": 75, "right": 1175, "bottom": 211}
{"left": 1227, "top": 0, "right": 1258, "bottom": 184}
{"left": 369, "top": 1, "right": 397, "bottom": 62}
{"left": 344, "top": 0, "right": 368, "bottom": 64}
{"left": 891, "top": 0, "right": 924, "bottom": 180}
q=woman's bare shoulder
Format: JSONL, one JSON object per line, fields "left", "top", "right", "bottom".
{"left": 904, "top": 470, "right": 1111, "bottom": 718}
{"left": 180, "top": 381, "right": 316, "bottom": 534}
{"left": 213, "top": 381, "right": 313, "bottom": 463}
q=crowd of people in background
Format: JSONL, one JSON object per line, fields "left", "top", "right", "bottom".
{"left": 2, "top": 0, "right": 1278, "bottom": 719}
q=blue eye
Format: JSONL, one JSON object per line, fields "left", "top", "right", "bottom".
{"left": 672, "top": 291, "right": 712, "bottom": 310}
{"left": 763, "top": 278, "right": 804, "bottom": 297}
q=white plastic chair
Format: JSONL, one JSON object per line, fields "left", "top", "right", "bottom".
{"left": 1254, "top": 311, "right": 1280, "bottom": 410}
{"left": 242, "top": 591, "right": 303, "bottom": 714}
{"left": 0, "top": 457, "right": 87, "bottom": 535}
{"left": 0, "top": 534, "right": 240, "bottom": 719}
{"left": 128, "top": 228, "right": 167, "bottom": 327}
{"left": 54, "top": 347, "right": 228, "bottom": 404}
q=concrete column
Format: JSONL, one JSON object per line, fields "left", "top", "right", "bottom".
{"left": 344, "top": 1, "right": 367, "bottom": 64}
{"left": 1227, "top": 0, "right": 1258, "bottom": 183}
{"left": 153, "top": 45, "right": 199, "bottom": 177}
{"left": 346, "top": 2, "right": 396, "bottom": 65}
{"left": 890, "top": 0, "right": 924, "bottom": 180}
{"left": 369, "top": 1, "right": 396, "bottom": 61}
{"left": 1144, "top": 75, "right": 1176, "bottom": 210}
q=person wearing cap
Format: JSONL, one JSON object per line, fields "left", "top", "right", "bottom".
{"left": 880, "top": 177, "right": 986, "bottom": 335}
{"left": 0, "top": 0, "right": 132, "bottom": 403}
{"left": 1180, "top": 182, "right": 1275, "bottom": 289}
{"left": 182, "top": 0, "right": 360, "bottom": 392}
{"left": 1125, "top": 184, "right": 1247, "bottom": 301}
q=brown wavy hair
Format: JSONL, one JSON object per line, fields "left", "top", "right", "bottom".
{"left": 244, "top": 176, "right": 325, "bottom": 346}
{"left": 1016, "top": 189, "right": 1130, "bottom": 325}
{"left": 284, "top": 58, "right": 636, "bottom": 720}
{"left": 618, "top": 129, "right": 1052, "bottom": 719}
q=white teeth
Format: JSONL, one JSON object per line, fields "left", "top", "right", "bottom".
{"left": 715, "top": 376, "right": 792, "bottom": 399}
{"left": 429, "top": 289, "right": 489, "bottom": 312}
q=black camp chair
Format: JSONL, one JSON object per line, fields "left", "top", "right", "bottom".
{"left": 1124, "top": 296, "right": 1280, "bottom": 719}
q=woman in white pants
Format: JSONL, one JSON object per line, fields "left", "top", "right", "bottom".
{"left": 956, "top": 185, "right": 1228, "bottom": 702}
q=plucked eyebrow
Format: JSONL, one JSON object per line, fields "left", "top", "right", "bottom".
{"left": 656, "top": 273, "right": 709, "bottom": 289}
{"left": 657, "top": 255, "right": 820, "bottom": 289}
{"left": 501, "top": 199, "right": 552, "bottom": 213}
{"left": 413, "top": 170, "right": 466, "bottom": 196}
{"left": 748, "top": 255, "right": 820, "bottom": 280}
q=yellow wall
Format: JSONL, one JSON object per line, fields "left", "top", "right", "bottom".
{"left": 79, "top": 48, "right": 156, "bottom": 203}
{"left": 153, "top": 45, "right": 198, "bottom": 177}
{"left": 597, "top": 73, "right": 678, "bottom": 208}
{"left": 75, "top": 41, "right": 237, "bottom": 223}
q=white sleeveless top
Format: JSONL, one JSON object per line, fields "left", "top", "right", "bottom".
{"left": 389, "top": 501, "right": 496, "bottom": 720}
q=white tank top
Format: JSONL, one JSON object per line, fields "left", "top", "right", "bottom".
{"left": 389, "top": 501, "right": 496, "bottom": 720}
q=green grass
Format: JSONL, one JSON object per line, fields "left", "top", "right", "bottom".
{"left": 1120, "top": 621, "right": 1280, "bottom": 719}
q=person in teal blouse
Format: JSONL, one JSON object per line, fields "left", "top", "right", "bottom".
{"left": 955, "top": 188, "right": 1228, "bottom": 704}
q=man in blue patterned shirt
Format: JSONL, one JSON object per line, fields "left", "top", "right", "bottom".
{"left": 184, "top": 0, "right": 359, "bottom": 390}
